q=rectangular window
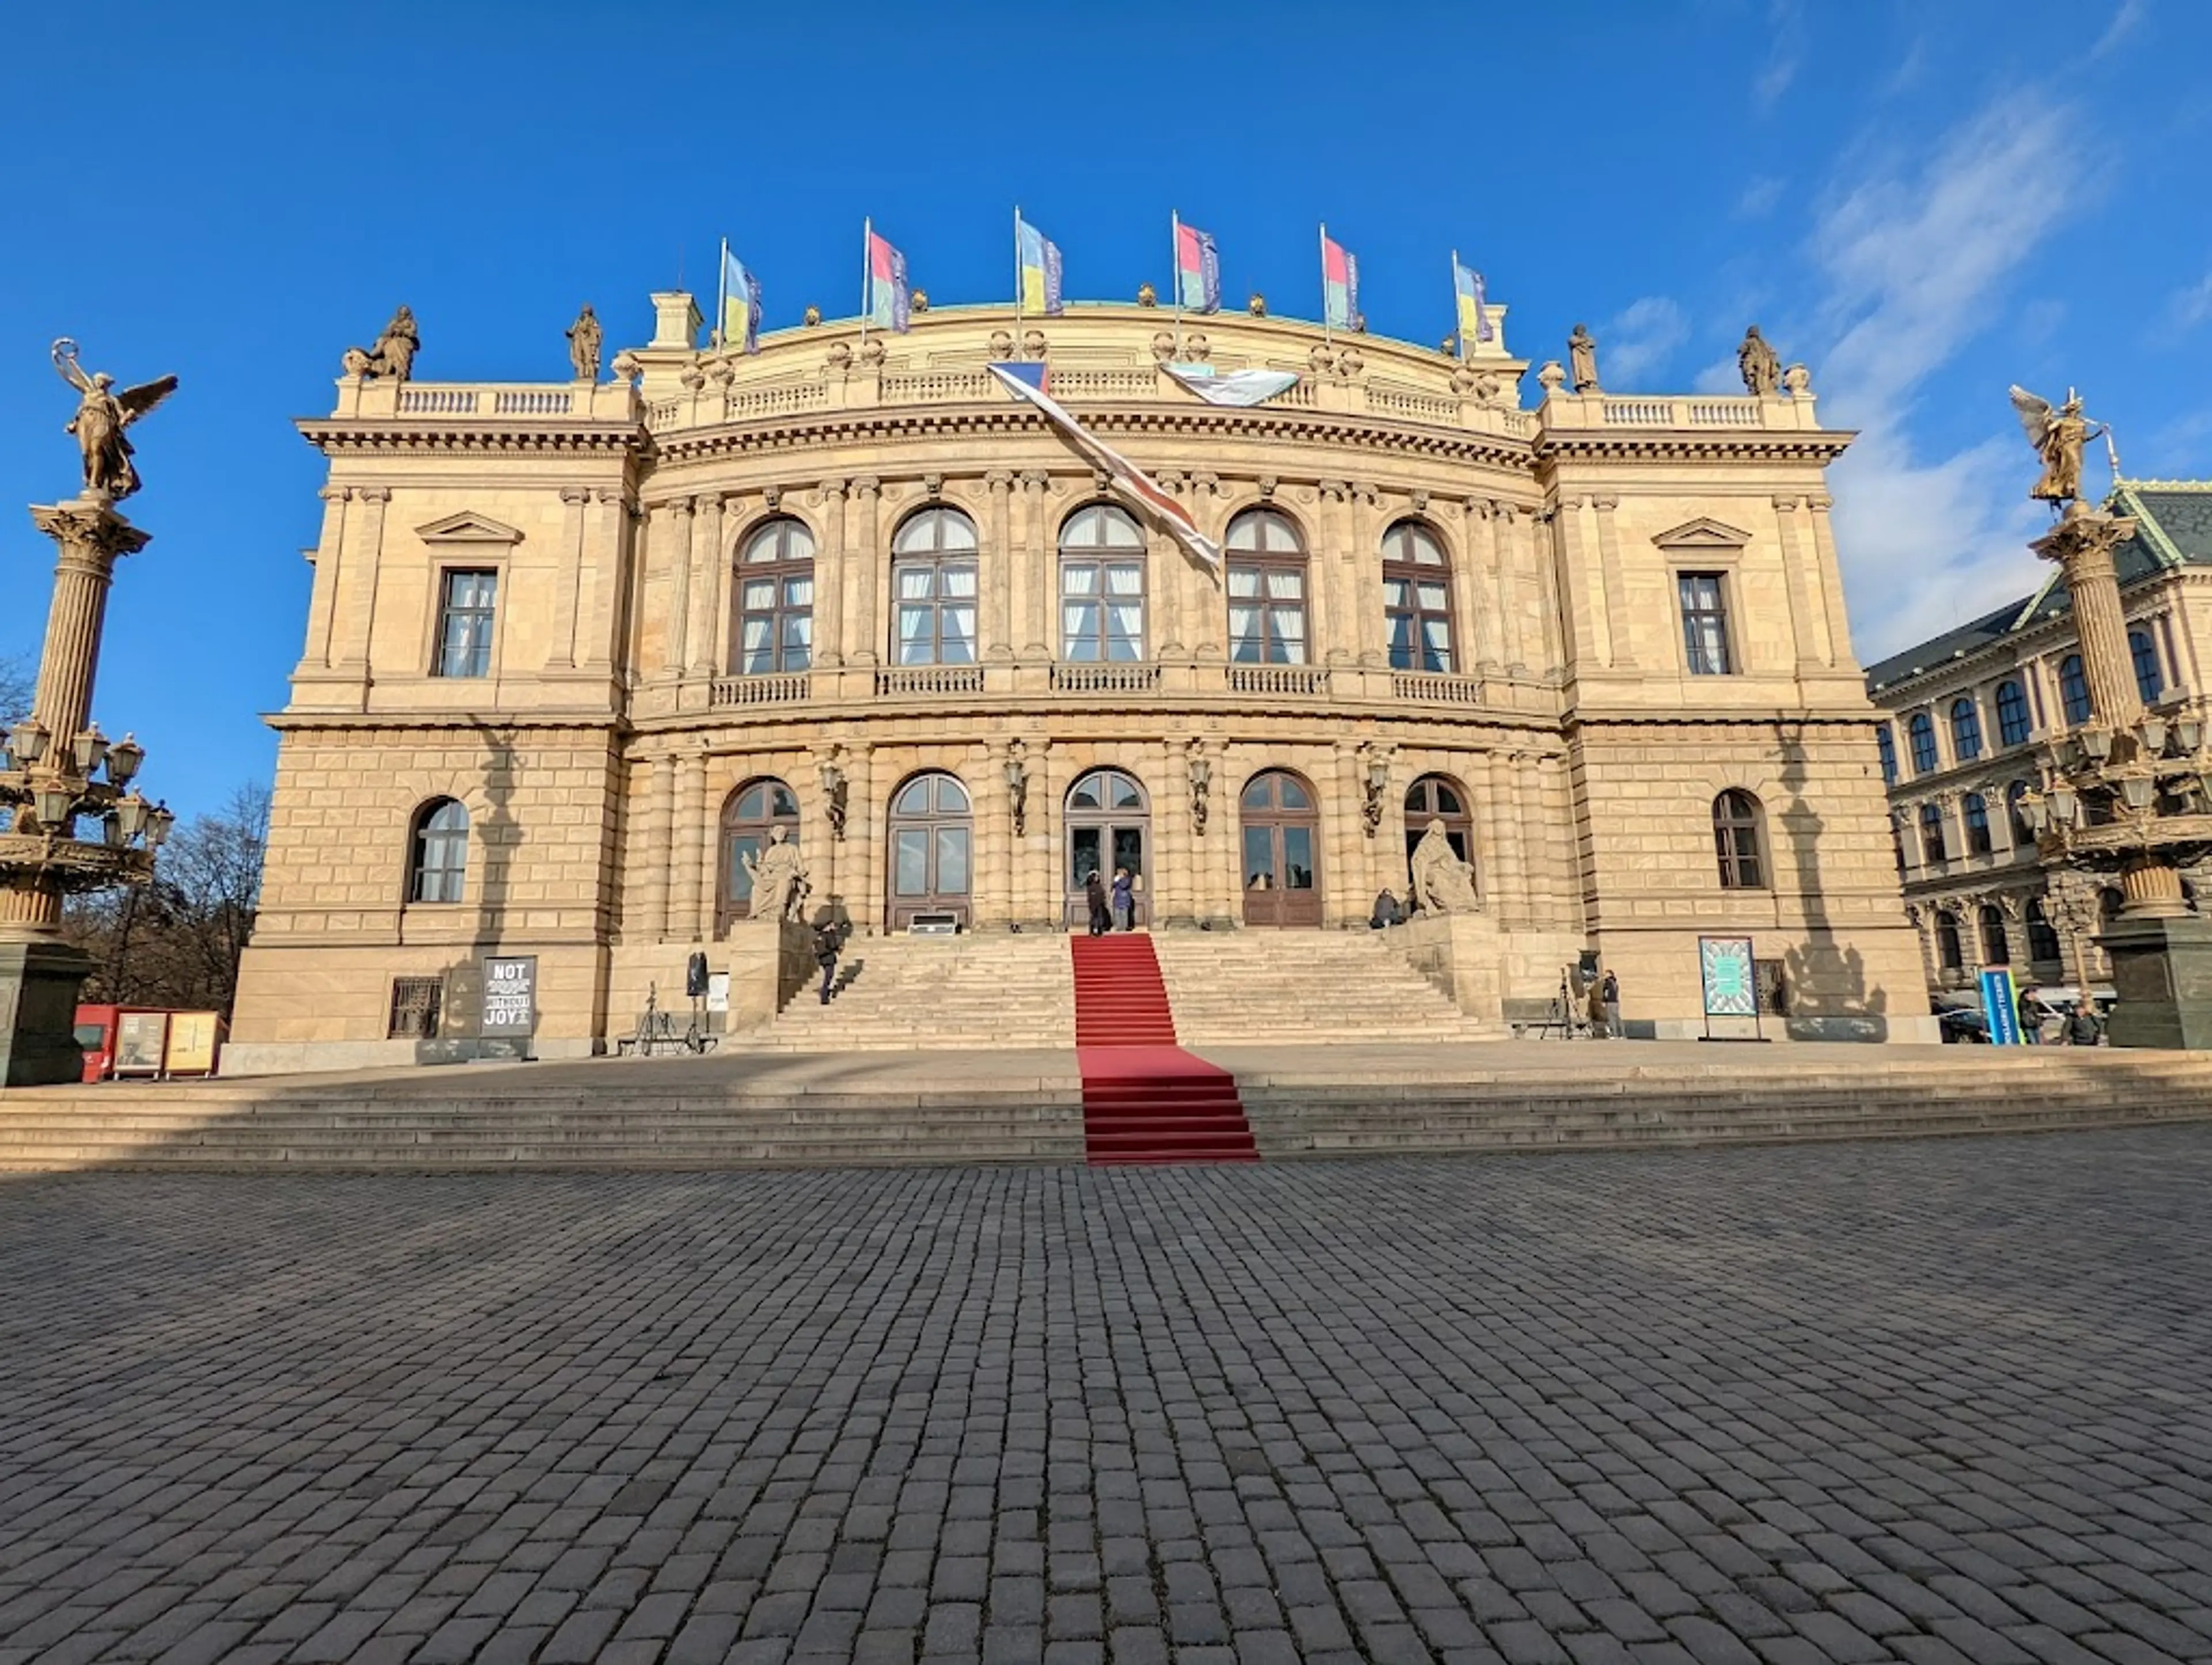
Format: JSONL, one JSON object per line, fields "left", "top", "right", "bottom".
{"left": 1677, "top": 572, "right": 1732, "bottom": 675}
{"left": 435, "top": 570, "right": 498, "bottom": 678}
{"left": 387, "top": 976, "right": 444, "bottom": 1040}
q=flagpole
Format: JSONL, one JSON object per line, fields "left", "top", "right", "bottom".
{"left": 1319, "top": 222, "right": 1331, "bottom": 350}
{"left": 717, "top": 237, "right": 729, "bottom": 355}
{"left": 1450, "top": 248, "right": 1464, "bottom": 361}
{"left": 1013, "top": 206, "right": 1024, "bottom": 359}
{"left": 859, "top": 217, "right": 872, "bottom": 355}
{"left": 1171, "top": 210, "right": 1183, "bottom": 362}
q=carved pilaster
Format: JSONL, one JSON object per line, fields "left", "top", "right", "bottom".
{"left": 1020, "top": 472, "right": 1051, "bottom": 657}
{"left": 1590, "top": 494, "right": 1634, "bottom": 669}
{"left": 849, "top": 477, "right": 881, "bottom": 667}
{"left": 815, "top": 480, "right": 847, "bottom": 668}
{"left": 984, "top": 471, "right": 1016, "bottom": 663}
{"left": 302, "top": 485, "right": 351, "bottom": 672}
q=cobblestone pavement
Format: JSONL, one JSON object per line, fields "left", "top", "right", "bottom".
{"left": 3, "top": 1131, "right": 2211, "bottom": 1665}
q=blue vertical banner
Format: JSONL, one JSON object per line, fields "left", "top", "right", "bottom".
{"left": 1980, "top": 966, "right": 2021, "bottom": 1045}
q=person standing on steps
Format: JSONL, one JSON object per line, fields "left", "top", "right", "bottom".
{"left": 811, "top": 909, "right": 842, "bottom": 1004}
{"left": 1111, "top": 866, "right": 1135, "bottom": 932}
{"left": 1600, "top": 969, "right": 1621, "bottom": 1040}
{"left": 1084, "top": 870, "right": 1110, "bottom": 937}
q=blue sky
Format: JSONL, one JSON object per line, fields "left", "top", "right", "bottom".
{"left": 2, "top": 0, "right": 2207, "bottom": 820}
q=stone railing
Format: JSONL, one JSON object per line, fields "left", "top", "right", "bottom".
{"left": 396, "top": 385, "right": 575, "bottom": 416}
{"left": 724, "top": 381, "right": 828, "bottom": 421}
{"left": 1050, "top": 662, "right": 1163, "bottom": 693}
{"left": 1226, "top": 664, "right": 1331, "bottom": 697}
{"left": 876, "top": 664, "right": 986, "bottom": 697}
{"left": 710, "top": 672, "right": 810, "bottom": 707}
{"left": 1048, "top": 369, "right": 1162, "bottom": 401}
{"left": 1368, "top": 384, "right": 1461, "bottom": 423}
{"left": 1392, "top": 672, "right": 1485, "bottom": 705}
{"left": 1544, "top": 392, "right": 1820, "bottom": 433}
{"left": 337, "top": 379, "right": 640, "bottom": 423}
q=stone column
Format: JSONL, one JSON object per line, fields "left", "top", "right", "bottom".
{"left": 1152, "top": 525, "right": 1183, "bottom": 659}
{"left": 1458, "top": 501, "right": 1501, "bottom": 674}
{"left": 1350, "top": 483, "right": 1386, "bottom": 669}
{"left": 300, "top": 486, "right": 350, "bottom": 671}
{"left": 333, "top": 486, "right": 389, "bottom": 682}
{"left": 1903, "top": 904, "right": 1940, "bottom": 993}
{"left": 983, "top": 737, "right": 1014, "bottom": 927}
{"left": 645, "top": 753, "right": 676, "bottom": 941}
{"left": 857, "top": 742, "right": 887, "bottom": 934}
{"left": 1554, "top": 498, "right": 1604, "bottom": 670}
{"left": 814, "top": 480, "right": 847, "bottom": 668}
{"left": 1771, "top": 495, "right": 1824, "bottom": 672}
{"left": 551, "top": 486, "right": 590, "bottom": 670}
{"left": 1591, "top": 496, "right": 1635, "bottom": 669}
{"left": 686, "top": 492, "right": 728, "bottom": 679}
{"left": 581, "top": 490, "right": 626, "bottom": 672}
{"left": 849, "top": 478, "right": 881, "bottom": 667}
{"left": 984, "top": 472, "right": 1015, "bottom": 663}
{"left": 1313, "top": 481, "right": 1351, "bottom": 667}
{"left": 1805, "top": 494, "right": 1854, "bottom": 666}
{"left": 1329, "top": 741, "right": 1365, "bottom": 927}
{"left": 1521, "top": 753, "right": 1566, "bottom": 929}
{"left": 1020, "top": 472, "right": 1051, "bottom": 658}
{"left": 676, "top": 746, "right": 709, "bottom": 944}
{"left": 1486, "top": 751, "right": 1528, "bottom": 929}
{"left": 660, "top": 498, "right": 695, "bottom": 678}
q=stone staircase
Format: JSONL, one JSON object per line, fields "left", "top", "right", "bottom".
{"left": 748, "top": 932, "right": 1076, "bottom": 1051}
{"left": 1150, "top": 929, "right": 1502, "bottom": 1045}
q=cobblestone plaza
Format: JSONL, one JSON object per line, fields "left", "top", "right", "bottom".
{"left": 4, "top": 1133, "right": 2210, "bottom": 1664}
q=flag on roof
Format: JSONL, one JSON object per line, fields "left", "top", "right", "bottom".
{"left": 721, "top": 247, "right": 763, "bottom": 355}
{"left": 1160, "top": 365, "right": 1302, "bottom": 408}
{"left": 868, "top": 226, "right": 910, "bottom": 333}
{"left": 988, "top": 363, "right": 1219, "bottom": 568}
{"left": 1321, "top": 231, "right": 1360, "bottom": 332}
{"left": 1016, "top": 214, "right": 1064, "bottom": 317}
{"left": 1175, "top": 218, "right": 1221, "bottom": 314}
{"left": 1453, "top": 259, "right": 1493, "bottom": 354}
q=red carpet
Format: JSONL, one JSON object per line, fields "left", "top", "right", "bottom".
{"left": 1070, "top": 936, "right": 1257, "bottom": 1165}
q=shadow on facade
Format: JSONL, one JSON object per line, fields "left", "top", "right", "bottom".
{"left": 412, "top": 722, "right": 523, "bottom": 1065}
{"left": 1775, "top": 723, "right": 1892, "bottom": 1042}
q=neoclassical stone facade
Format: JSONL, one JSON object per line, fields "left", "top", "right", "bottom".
{"left": 226, "top": 292, "right": 1929, "bottom": 1071}
{"left": 1866, "top": 479, "right": 2212, "bottom": 999}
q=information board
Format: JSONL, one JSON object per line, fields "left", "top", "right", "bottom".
{"left": 1699, "top": 936, "right": 1758, "bottom": 1016}
{"left": 481, "top": 956, "right": 537, "bottom": 1042}
{"left": 163, "top": 1012, "right": 222, "bottom": 1076}
{"left": 113, "top": 1011, "right": 169, "bottom": 1076}
{"left": 1979, "top": 966, "right": 2022, "bottom": 1045}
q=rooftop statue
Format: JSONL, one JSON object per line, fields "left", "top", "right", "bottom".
{"left": 1567, "top": 324, "right": 1599, "bottom": 393}
{"left": 1737, "top": 325, "right": 1780, "bottom": 396}
{"left": 51, "top": 339, "right": 177, "bottom": 503}
{"left": 566, "top": 304, "right": 602, "bottom": 381}
{"left": 2009, "top": 384, "right": 2107, "bottom": 505}
{"left": 346, "top": 306, "right": 420, "bottom": 382}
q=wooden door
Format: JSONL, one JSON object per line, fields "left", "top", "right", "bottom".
{"left": 1238, "top": 770, "right": 1323, "bottom": 927}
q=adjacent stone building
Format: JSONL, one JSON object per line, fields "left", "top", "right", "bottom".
{"left": 1865, "top": 479, "right": 2212, "bottom": 998}
{"left": 225, "top": 290, "right": 1929, "bottom": 1071}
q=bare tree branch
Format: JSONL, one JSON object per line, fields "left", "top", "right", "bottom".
{"left": 0, "top": 653, "right": 31, "bottom": 731}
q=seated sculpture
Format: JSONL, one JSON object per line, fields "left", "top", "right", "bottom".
{"left": 1408, "top": 819, "right": 1480, "bottom": 914}
{"left": 741, "top": 826, "right": 809, "bottom": 923}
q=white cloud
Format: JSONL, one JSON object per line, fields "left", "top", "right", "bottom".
{"left": 1736, "top": 175, "right": 1785, "bottom": 218}
{"left": 1754, "top": 0, "right": 1804, "bottom": 111}
{"left": 1602, "top": 297, "right": 1690, "bottom": 388}
{"left": 1694, "top": 354, "right": 1744, "bottom": 395}
{"left": 2093, "top": 0, "right": 2146, "bottom": 59}
{"left": 2175, "top": 270, "right": 2212, "bottom": 328}
{"left": 1808, "top": 96, "right": 2090, "bottom": 659}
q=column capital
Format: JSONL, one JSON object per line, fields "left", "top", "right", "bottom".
{"left": 1806, "top": 494, "right": 1834, "bottom": 511}
{"left": 852, "top": 475, "right": 881, "bottom": 498}
{"left": 667, "top": 496, "right": 695, "bottom": 521}
{"left": 319, "top": 484, "right": 351, "bottom": 503}
{"left": 1317, "top": 479, "right": 1348, "bottom": 501}
{"left": 559, "top": 486, "right": 590, "bottom": 505}
{"left": 1019, "top": 470, "right": 1050, "bottom": 492}
{"left": 984, "top": 469, "right": 1015, "bottom": 491}
{"left": 818, "top": 477, "right": 848, "bottom": 500}
{"left": 690, "top": 492, "right": 722, "bottom": 515}
{"left": 1590, "top": 494, "right": 1619, "bottom": 513}
{"left": 1771, "top": 494, "right": 1801, "bottom": 511}
{"left": 354, "top": 486, "right": 391, "bottom": 506}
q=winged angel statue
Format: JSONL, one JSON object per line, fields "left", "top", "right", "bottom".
{"left": 2008, "top": 384, "right": 2107, "bottom": 506}
{"left": 52, "top": 339, "right": 177, "bottom": 502}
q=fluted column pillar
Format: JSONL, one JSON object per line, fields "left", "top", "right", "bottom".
{"left": 1315, "top": 481, "right": 1351, "bottom": 666}
{"left": 645, "top": 753, "right": 676, "bottom": 942}
{"left": 675, "top": 745, "right": 709, "bottom": 944}
{"left": 1457, "top": 500, "right": 1501, "bottom": 674}
{"left": 1486, "top": 751, "right": 1527, "bottom": 928}
{"left": 1805, "top": 494, "right": 1854, "bottom": 666}
{"left": 301, "top": 486, "right": 350, "bottom": 672}
{"left": 551, "top": 486, "right": 590, "bottom": 670}
{"left": 581, "top": 489, "right": 626, "bottom": 671}
{"left": 984, "top": 471, "right": 1015, "bottom": 663}
{"left": 1350, "top": 483, "right": 1386, "bottom": 669}
{"left": 1020, "top": 472, "right": 1051, "bottom": 658}
{"left": 814, "top": 480, "right": 847, "bottom": 668}
{"left": 849, "top": 478, "right": 881, "bottom": 667}
{"left": 333, "top": 486, "right": 389, "bottom": 680}
{"left": 686, "top": 492, "right": 728, "bottom": 679}
{"left": 660, "top": 498, "right": 695, "bottom": 678}
{"left": 1771, "top": 495, "right": 1824, "bottom": 671}
{"left": 1592, "top": 495, "right": 1634, "bottom": 669}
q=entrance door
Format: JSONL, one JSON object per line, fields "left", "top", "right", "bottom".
{"left": 1240, "top": 769, "right": 1323, "bottom": 927}
{"left": 1065, "top": 768, "right": 1150, "bottom": 928}
{"left": 887, "top": 772, "right": 972, "bottom": 930}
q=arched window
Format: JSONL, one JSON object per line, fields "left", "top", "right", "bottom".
{"left": 1962, "top": 792, "right": 1991, "bottom": 856}
{"left": 408, "top": 799, "right": 469, "bottom": 904}
{"left": 2027, "top": 898, "right": 2062, "bottom": 964}
{"left": 1225, "top": 509, "right": 1308, "bottom": 665}
{"left": 1908, "top": 712, "right": 1938, "bottom": 775}
{"left": 1996, "top": 680, "right": 2031, "bottom": 747}
{"left": 1240, "top": 769, "right": 1323, "bottom": 927}
{"left": 1950, "top": 697, "right": 1983, "bottom": 762}
{"left": 1936, "top": 913, "right": 1964, "bottom": 972}
{"left": 2131, "top": 629, "right": 2164, "bottom": 705}
{"left": 1064, "top": 768, "right": 1150, "bottom": 928}
{"left": 1919, "top": 801, "right": 1946, "bottom": 864}
{"left": 2059, "top": 654, "right": 2092, "bottom": 725}
{"left": 1713, "top": 791, "right": 1766, "bottom": 890}
{"left": 1059, "top": 505, "right": 1146, "bottom": 662}
{"left": 1980, "top": 905, "right": 2009, "bottom": 967}
{"left": 1404, "top": 773, "right": 1476, "bottom": 892}
{"left": 2006, "top": 779, "right": 2033, "bottom": 842}
{"left": 887, "top": 771, "right": 972, "bottom": 930}
{"left": 892, "top": 507, "right": 979, "bottom": 666}
{"left": 1876, "top": 725, "right": 1898, "bottom": 786}
{"left": 1381, "top": 520, "right": 1453, "bottom": 673}
{"left": 733, "top": 518, "right": 815, "bottom": 676}
{"left": 718, "top": 776, "right": 801, "bottom": 931}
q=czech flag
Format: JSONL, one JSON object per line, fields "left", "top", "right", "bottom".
{"left": 868, "top": 228, "right": 910, "bottom": 333}
{"left": 1017, "top": 215, "right": 1065, "bottom": 317}
{"left": 1175, "top": 219, "right": 1220, "bottom": 314}
{"left": 1322, "top": 232, "right": 1361, "bottom": 332}
{"left": 1454, "top": 260, "right": 1493, "bottom": 352}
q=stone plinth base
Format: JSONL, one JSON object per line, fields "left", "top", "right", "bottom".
{"left": 0, "top": 936, "right": 94, "bottom": 1087}
{"left": 2099, "top": 913, "right": 2212, "bottom": 1049}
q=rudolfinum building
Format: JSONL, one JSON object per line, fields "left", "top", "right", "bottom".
{"left": 226, "top": 287, "right": 1933, "bottom": 1072}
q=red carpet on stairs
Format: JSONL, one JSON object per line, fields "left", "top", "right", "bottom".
{"left": 1070, "top": 936, "right": 1258, "bottom": 1165}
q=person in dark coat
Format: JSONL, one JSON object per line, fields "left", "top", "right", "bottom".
{"left": 1111, "top": 867, "right": 1135, "bottom": 931}
{"left": 1369, "top": 889, "right": 1403, "bottom": 930}
{"left": 811, "top": 911, "right": 842, "bottom": 1003}
{"left": 1084, "top": 870, "right": 1109, "bottom": 936}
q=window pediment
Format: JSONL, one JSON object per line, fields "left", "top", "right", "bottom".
{"left": 1653, "top": 517, "right": 1753, "bottom": 551}
{"left": 416, "top": 511, "right": 525, "bottom": 546}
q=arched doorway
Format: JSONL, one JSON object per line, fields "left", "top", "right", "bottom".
{"left": 1065, "top": 768, "right": 1150, "bottom": 928}
{"left": 887, "top": 772, "right": 972, "bottom": 931}
{"left": 1403, "top": 773, "right": 1475, "bottom": 901}
{"left": 1240, "top": 769, "right": 1322, "bottom": 927}
{"left": 718, "top": 776, "right": 801, "bottom": 934}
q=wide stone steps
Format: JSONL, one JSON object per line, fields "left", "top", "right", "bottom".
{"left": 1152, "top": 932, "right": 1501, "bottom": 1044}
{"left": 749, "top": 936, "right": 1076, "bottom": 1050}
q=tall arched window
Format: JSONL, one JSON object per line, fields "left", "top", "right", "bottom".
{"left": 1950, "top": 697, "right": 1983, "bottom": 762}
{"left": 1226, "top": 509, "right": 1308, "bottom": 665}
{"left": 1059, "top": 505, "right": 1146, "bottom": 662}
{"left": 2027, "top": 898, "right": 2062, "bottom": 964}
{"left": 892, "top": 507, "right": 979, "bottom": 666}
{"left": 2007, "top": 778, "right": 2034, "bottom": 842}
{"left": 408, "top": 799, "right": 469, "bottom": 904}
{"left": 1876, "top": 725, "right": 1898, "bottom": 786}
{"left": 2131, "top": 629, "right": 2164, "bottom": 704}
{"left": 1980, "top": 904, "right": 2009, "bottom": 966}
{"left": 1713, "top": 791, "right": 1766, "bottom": 889}
{"left": 1996, "top": 680, "right": 2031, "bottom": 747}
{"left": 718, "top": 776, "right": 801, "bottom": 931}
{"left": 1919, "top": 801, "right": 1946, "bottom": 864}
{"left": 887, "top": 772, "right": 973, "bottom": 931}
{"left": 1962, "top": 792, "right": 1991, "bottom": 856}
{"left": 2059, "top": 654, "right": 2092, "bottom": 725}
{"left": 1936, "top": 913, "right": 1964, "bottom": 972}
{"left": 1908, "top": 712, "right": 1938, "bottom": 775}
{"left": 733, "top": 518, "right": 816, "bottom": 676}
{"left": 1381, "top": 520, "right": 1453, "bottom": 673}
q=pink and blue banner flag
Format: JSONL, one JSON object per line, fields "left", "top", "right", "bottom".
{"left": 868, "top": 229, "right": 910, "bottom": 333}
{"left": 1322, "top": 232, "right": 1361, "bottom": 332}
{"left": 1175, "top": 220, "right": 1221, "bottom": 314}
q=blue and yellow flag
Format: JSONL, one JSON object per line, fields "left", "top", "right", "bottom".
{"left": 1017, "top": 215, "right": 1064, "bottom": 317}
{"left": 1453, "top": 259, "right": 1493, "bottom": 355}
{"left": 722, "top": 247, "right": 762, "bottom": 355}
